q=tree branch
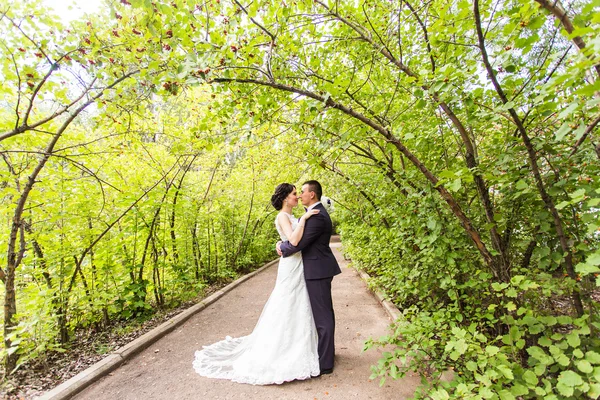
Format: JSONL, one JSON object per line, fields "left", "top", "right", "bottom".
{"left": 569, "top": 114, "right": 600, "bottom": 157}
{"left": 534, "top": 0, "right": 600, "bottom": 77}
{"left": 211, "top": 76, "right": 497, "bottom": 271}
{"left": 1, "top": 76, "right": 96, "bottom": 143}
{"left": 401, "top": 0, "right": 435, "bottom": 72}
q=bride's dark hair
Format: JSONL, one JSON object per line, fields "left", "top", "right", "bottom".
{"left": 271, "top": 183, "right": 295, "bottom": 210}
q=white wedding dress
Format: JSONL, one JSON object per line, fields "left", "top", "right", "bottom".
{"left": 193, "top": 212, "right": 320, "bottom": 385}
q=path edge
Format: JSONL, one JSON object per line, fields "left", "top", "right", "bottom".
{"left": 332, "top": 236, "right": 401, "bottom": 321}
{"left": 354, "top": 268, "right": 401, "bottom": 322}
{"left": 35, "top": 259, "right": 279, "bottom": 400}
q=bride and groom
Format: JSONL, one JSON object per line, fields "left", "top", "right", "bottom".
{"left": 193, "top": 180, "right": 341, "bottom": 384}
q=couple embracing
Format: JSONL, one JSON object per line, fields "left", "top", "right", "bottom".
{"left": 193, "top": 180, "right": 341, "bottom": 385}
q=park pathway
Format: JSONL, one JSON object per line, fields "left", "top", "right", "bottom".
{"left": 72, "top": 239, "right": 420, "bottom": 400}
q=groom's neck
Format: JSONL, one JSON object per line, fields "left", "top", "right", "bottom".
{"left": 306, "top": 200, "right": 319, "bottom": 208}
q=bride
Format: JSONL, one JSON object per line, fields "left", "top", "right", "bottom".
{"left": 193, "top": 183, "right": 320, "bottom": 384}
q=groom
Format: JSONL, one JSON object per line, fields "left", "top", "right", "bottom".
{"left": 277, "top": 180, "right": 341, "bottom": 375}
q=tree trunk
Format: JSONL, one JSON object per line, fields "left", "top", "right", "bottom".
{"left": 474, "top": 0, "right": 583, "bottom": 315}
{"left": 170, "top": 186, "right": 180, "bottom": 264}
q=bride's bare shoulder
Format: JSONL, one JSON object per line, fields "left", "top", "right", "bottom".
{"left": 276, "top": 212, "right": 287, "bottom": 223}
{"left": 277, "top": 211, "right": 289, "bottom": 220}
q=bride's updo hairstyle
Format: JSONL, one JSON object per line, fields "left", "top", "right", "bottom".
{"left": 271, "top": 183, "right": 295, "bottom": 210}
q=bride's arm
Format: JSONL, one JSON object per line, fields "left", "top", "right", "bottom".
{"left": 277, "top": 211, "right": 319, "bottom": 246}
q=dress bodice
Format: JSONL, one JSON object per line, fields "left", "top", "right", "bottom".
{"left": 275, "top": 212, "right": 298, "bottom": 241}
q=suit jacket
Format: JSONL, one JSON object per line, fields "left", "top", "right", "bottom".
{"left": 280, "top": 203, "right": 341, "bottom": 280}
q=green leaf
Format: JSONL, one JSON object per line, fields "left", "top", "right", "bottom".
{"left": 389, "top": 363, "right": 399, "bottom": 379}
{"left": 573, "top": 124, "right": 587, "bottom": 140}
{"left": 556, "top": 353, "right": 571, "bottom": 366}
{"left": 455, "top": 339, "right": 469, "bottom": 354}
{"left": 587, "top": 252, "right": 600, "bottom": 266}
{"left": 535, "top": 386, "right": 546, "bottom": 395}
{"left": 466, "top": 361, "right": 478, "bottom": 371}
{"left": 501, "top": 101, "right": 515, "bottom": 111}
{"left": 567, "top": 332, "right": 581, "bottom": 347}
{"left": 497, "top": 364, "right": 515, "bottom": 380}
{"left": 575, "top": 262, "right": 600, "bottom": 276}
{"left": 594, "top": 366, "right": 600, "bottom": 381}
{"left": 577, "top": 360, "right": 594, "bottom": 374}
{"left": 558, "top": 102, "right": 579, "bottom": 119}
{"left": 556, "top": 381, "right": 574, "bottom": 397}
{"left": 534, "top": 363, "right": 546, "bottom": 376}
{"left": 447, "top": 178, "right": 462, "bottom": 192}
{"left": 557, "top": 316, "right": 572, "bottom": 325}
{"left": 539, "top": 316, "right": 557, "bottom": 326}
{"left": 555, "top": 123, "right": 571, "bottom": 140}
{"left": 588, "top": 383, "right": 600, "bottom": 399}
{"left": 499, "top": 389, "right": 516, "bottom": 400}
{"left": 479, "top": 386, "right": 495, "bottom": 399}
{"left": 558, "top": 370, "right": 583, "bottom": 387}
{"left": 587, "top": 351, "right": 600, "bottom": 364}
{"left": 588, "top": 198, "right": 600, "bottom": 207}
{"left": 523, "top": 370, "right": 538, "bottom": 386}
{"left": 486, "top": 345, "right": 500, "bottom": 356}
{"left": 570, "top": 188, "right": 587, "bottom": 201}
{"left": 510, "top": 383, "right": 529, "bottom": 396}
{"left": 527, "top": 346, "right": 553, "bottom": 365}
{"left": 431, "top": 388, "right": 450, "bottom": 400}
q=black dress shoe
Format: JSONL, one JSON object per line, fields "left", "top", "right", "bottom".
{"left": 319, "top": 368, "right": 333, "bottom": 376}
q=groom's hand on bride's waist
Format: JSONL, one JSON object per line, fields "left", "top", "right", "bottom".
{"left": 276, "top": 241, "right": 283, "bottom": 256}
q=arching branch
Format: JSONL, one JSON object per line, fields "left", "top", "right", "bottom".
{"left": 211, "top": 76, "right": 497, "bottom": 271}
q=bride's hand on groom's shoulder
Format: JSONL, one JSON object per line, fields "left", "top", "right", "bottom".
{"left": 302, "top": 210, "right": 319, "bottom": 221}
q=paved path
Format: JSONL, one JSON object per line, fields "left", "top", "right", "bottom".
{"left": 73, "top": 241, "right": 420, "bottom": 400}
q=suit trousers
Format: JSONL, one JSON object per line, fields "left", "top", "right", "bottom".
{"left": 305, "top": 277, "right": 335, "bottom": 371}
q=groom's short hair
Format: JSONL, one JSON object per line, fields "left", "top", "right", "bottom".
{"left": 303, "top": 180, "right": 322, "bottom": 200}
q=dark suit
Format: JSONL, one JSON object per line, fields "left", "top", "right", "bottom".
{"left": 280, "top": 202, "right": 341, "bottom": 371}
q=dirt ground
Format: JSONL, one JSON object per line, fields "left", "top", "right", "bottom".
{"left": 71, "top": 241, "right": 421, "bottom": 400}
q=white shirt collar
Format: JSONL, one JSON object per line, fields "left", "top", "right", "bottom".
{"left": 307, "top": 201, "right": 321, "bottom": 211}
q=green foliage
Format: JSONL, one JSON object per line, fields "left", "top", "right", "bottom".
{"left": 1, "top": 1, "right": 600, "bottom": 399}
{"left": 0, "top": 0, "right": 296, "bottom": 371}
{"left": 365, "top": 275, "right": 600, "bottom": 399}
